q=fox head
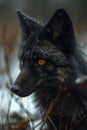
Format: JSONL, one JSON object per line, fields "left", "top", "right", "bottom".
{"left": 11, "top": 9, "right": 78, "bottom": 97}
{"left": 11, "top": 9, "right": 87, "bottom": 130}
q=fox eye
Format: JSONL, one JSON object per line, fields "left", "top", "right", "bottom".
{"left": 20, "top": 59, "right": 24, "bottom": 66}
{"left": 37, "top": 59, "right": 46, "bottom": 66}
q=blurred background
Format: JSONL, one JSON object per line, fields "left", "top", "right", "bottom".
{"left": 0, "top": 0, "right": 87, "bottom": 130}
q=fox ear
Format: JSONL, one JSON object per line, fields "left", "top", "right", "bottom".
{"left": 44, "top": 8, "right": 75, "bottom": 54}
{"left": 17, "top": 10, "right": 41, "bottom": 40}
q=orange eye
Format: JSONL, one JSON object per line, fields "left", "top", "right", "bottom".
{"left": 37, "top": 60, "right": 46, "bottom": 65}
{"left": 20, "top": 60, "right": 24, "bottom": 65}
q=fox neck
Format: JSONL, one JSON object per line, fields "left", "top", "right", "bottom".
{"left": 35, "top": 84, "right": 87, "bottom": 130}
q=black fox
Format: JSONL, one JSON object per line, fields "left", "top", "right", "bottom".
{"left": 11, "top": 8, "right": 87, "bottom": 130}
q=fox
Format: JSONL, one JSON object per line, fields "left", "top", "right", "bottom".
{"left": 11, "top": 8, "right": 87, "bottom": 130}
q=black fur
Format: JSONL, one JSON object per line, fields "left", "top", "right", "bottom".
{"left": 11, "top": 9, "right": 87, "bottom": 130}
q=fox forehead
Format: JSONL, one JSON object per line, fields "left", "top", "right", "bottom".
{"left": 33, "top": 45, "right": 65, "bottom": 61}
{"left": 18, "top": 38, "right": 68, "bottom": 66}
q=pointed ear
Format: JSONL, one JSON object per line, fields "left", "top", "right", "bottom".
{"left": 44, "top": 8, "right": 75, "bottom": 54}
{"left": 17, "top": 10, "right": 42, "bottom": 40}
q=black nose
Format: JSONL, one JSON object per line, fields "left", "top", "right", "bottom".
{"left": 11, "top": 85, "right": 20, "bottom": 93}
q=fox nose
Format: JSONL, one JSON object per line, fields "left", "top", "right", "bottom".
{"left": 11, "top": 85, "right": 20, "bottom": 93}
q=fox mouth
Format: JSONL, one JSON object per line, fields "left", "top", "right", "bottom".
{"left": 11, "top": 85, "right": 35, "bottom": 97}
{"left": 11, "top": 86, "right": 28, "bottom": 97}
{"left": 11, "top": 78, "right": 45, "bottom": 97}
{"left": 11, "top": 72, "right": 64, "bottom": 97}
